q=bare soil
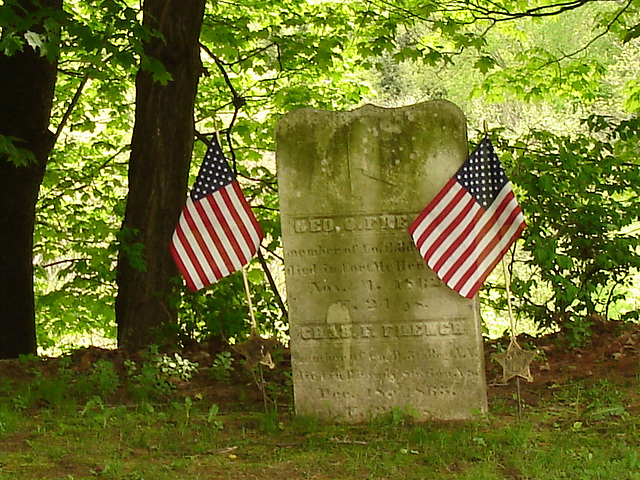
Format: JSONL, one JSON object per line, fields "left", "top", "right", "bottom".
{"left": 485, "top": 320, "right": 640, "bottom": 413}
{"left": 1, "top": 321, "right": 639, "bottom": 414}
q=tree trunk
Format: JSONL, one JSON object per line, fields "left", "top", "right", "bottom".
{"left": 115, "top": 0, "right": 206, "bottom": 351}
{"left": 0, "top": 0, "right": 61, "bottom": 359}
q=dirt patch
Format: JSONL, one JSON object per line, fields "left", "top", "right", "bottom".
{"left": 485, "top": 321, "right": 640, "bottom": 411}
{"left": 486, "top": 321, "right": 639, "bottom": 382}
{"left": 1, "top": 321, "right": 639, "bottom": 413}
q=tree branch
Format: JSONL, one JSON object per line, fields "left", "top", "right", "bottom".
{"left": 199, "top": 42, "right": 246, "bottom": 173}
{"left": 39, "top": 258, "right": 85, "bottom": 269}
{"left": 257, "top": 248, "right": 288, "bottom": 320}
{"left": 539, "top": 0, "right": 633, "bottom": 67}
{"left": 466, "top": 0, "right": 590, "bottom": 21}
{"left": 52, "top": 72, "right": 90, "bottom": 145}
{"left": 45, "top": 146, "right": 128, "bottom": 201}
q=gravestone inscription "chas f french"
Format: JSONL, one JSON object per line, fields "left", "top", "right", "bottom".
{"left": 276, "top": 101, "right": 488, "bottom": 421}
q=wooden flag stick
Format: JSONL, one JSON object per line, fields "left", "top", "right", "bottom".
{"left": 501, "top": 255, "right": 516, "bottom": 340}
{"left": 241, "top": 266, "right": 258, "bottom": 331}
{"left": 240, "top": 265, "right": 272, "bottom": 413}
{"left": 501, "top": 253, "right": 523, "bottom": 421}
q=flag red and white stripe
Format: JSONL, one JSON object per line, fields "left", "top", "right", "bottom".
{"left": 170, "top": 137, "right": 263, "bottom": 291}
{"left": 409, "top": 137, "right": 525, "bottom": 298}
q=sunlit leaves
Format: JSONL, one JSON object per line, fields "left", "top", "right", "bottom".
{"left": 623, "top": 78, "right": 640, "bottom": 112}
{"left": 35, "top": 109, "right": 130, "bottom": 348}
{"left": 22, "top": 0, "right": 640, "bottom": 347}
{"left": 495, "top": 119, "right": 640, "bottom": 333}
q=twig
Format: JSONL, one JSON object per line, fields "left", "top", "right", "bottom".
{"left": 39, "top": 258, "right": 84, "bottom": 269}
{"left": 257, "top": 248, "right": 288, "bottom": 320}
{"left": 330, "top": 438, "right": 368, "bottom": 445}
{"left": 249, "top": 364, "right": 271, "bottom": 414}
{"left": 241, "top": 267, "right": 257, "bottom": 330}
{"left": 199, "top": 42, "right": 245, "bottom": 173}
{"left": 259, "top": 363, "right": 268, "bottom": 413}
{"left": 516, "top": 377, "right": 523, "bottom": 422}
{"left": 46, "top": 146, "right": 128, "bottom": 201}
{"left": 538, "top": 0, "right": 634, "bottom": 68}
{"left": 52, "top": 72, "right": 90, "bottom": 146}
{"left": 262, "top": 247, "right": 284, "bottom": 263}
{"left": 209, "top": 446, "right": 238, "bottom": 455}
{"left": 502, "top": 253, "right": 525, "bottom": 421}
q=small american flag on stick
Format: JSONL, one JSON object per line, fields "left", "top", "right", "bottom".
{"left": 170, "top": 136, "right": 263, "bottom": 291}
{"left": 409, "top": 136, "right": 525, "bottom": 298}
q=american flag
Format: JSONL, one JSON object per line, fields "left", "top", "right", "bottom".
{"left": 409, "top": 137, "right": 525, "bottom": 299}
{"left": 170, "top": 136, "right": 263, "bottom": 291}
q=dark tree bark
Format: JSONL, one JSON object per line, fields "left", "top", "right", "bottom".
{"left": 0, "top": 0, "right": 62, "bottom": 359}
{"left": 115, "top": 0, "right": 206, "bottom": 351}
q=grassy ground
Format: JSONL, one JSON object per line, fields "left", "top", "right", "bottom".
{"left": 1, "top": 322, "right": 639, "bottom": 480}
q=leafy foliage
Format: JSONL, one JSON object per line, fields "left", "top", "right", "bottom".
{"left": 172, "top": 265, "right": 285, "bottom": 343}
{"left": 489, "top": 116, "right": 640, "bottom": 338}
{"left": 366, "top": 1, "right": 640, "bottom": 339}
{"left": 0, "top": 0, "right": 636, "bottom": 348}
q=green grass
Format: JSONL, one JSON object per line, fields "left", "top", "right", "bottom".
{"left": 0, "top": 357, "right": 639, "bottom": 480}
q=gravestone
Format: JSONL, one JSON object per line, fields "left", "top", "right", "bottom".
{"left": 276, "top": 100, "right": 487, "bottom": 422}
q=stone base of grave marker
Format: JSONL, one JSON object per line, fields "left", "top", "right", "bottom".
{"left": 276, "top": 101, "right": 488, "bottom": 422}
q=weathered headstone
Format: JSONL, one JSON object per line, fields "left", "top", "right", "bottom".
{"left": 276, "top": 101, "right": 487, "bottom": 422}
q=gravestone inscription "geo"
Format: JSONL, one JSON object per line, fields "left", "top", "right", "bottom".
{"left": 276, "top": 101, "right": 488, "bottom": 422}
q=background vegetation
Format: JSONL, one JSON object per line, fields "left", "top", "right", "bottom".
{"left": 1, "top": 0, "right": 638, "bottom": 352}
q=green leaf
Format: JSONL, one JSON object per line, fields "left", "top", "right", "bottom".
{"left": 0, "top": 135, "right": 35, "bottom": 167}
{"left": 623, "top": 23, "right": 640, "bottom": 43}
{"left": 141, "top": 56, "right": 173, "bottom": 85}
{"left": 473, "top": 55, "right": 496, "bottom": 74}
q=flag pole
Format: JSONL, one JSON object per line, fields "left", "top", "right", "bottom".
{"left": 213, "top": 123, "right": 258, "bottom": 331}
{"left": 501, "top": 255, "right": 516, "bottom": 338}
{"left": 241, "top": 266, "right": 258, "bottom": 331}
{"left": 501, "top": 252, "right": 523, "bottom": 421}
{"left": 241, "top": 264, "right": 270, "bottom": 412}
{"left": 212, "top": 123, "right": 256, "bottom": 330}
{"left": 488, "top": 120, "right": 524, "bottom": 419}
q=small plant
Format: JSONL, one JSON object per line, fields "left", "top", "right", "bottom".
{"left": 123, "top": 359, "right": 137, "bottom": 376}
{"left": 156, "top": 353, "right": 199, "bottom": 382}
{"left": 27, "top": 368, "right": 72, "bottom": 408}
{"left": 80, "top": 395, "right": 114, "bottom": 428}
{"left": 259, "top": 410, "right": 285, "bottom": 434}
{"left": 17, "top": 353, "right": 39, "bottom": 364}
{"left": 388, "top": 406, "right": 420, "bottom": 426}
{"left": 206, "top": 403, "right": 224, "bottom": 430}
{"left": 125, "top": 360, "right": 171, "bottom": 402}
{"left": 210, "top": 352, "right": 234, "bottom": 381}
{"left": 136, "top": 362, "right": 172, "bottom": 399}
{"left": 124, "top": 349, "right": 198, "bottom": 401}
{"left": 12, "top": 395, "right": 28, "bottom": 413}
{"left": 89, "top": 359, "right": 121, "bottom": 398}
{"left": 0, "top": 406, "right": 19, "bottom": 436}
{"left": 183, "top": 396, "right": 193, "bottom": 425}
